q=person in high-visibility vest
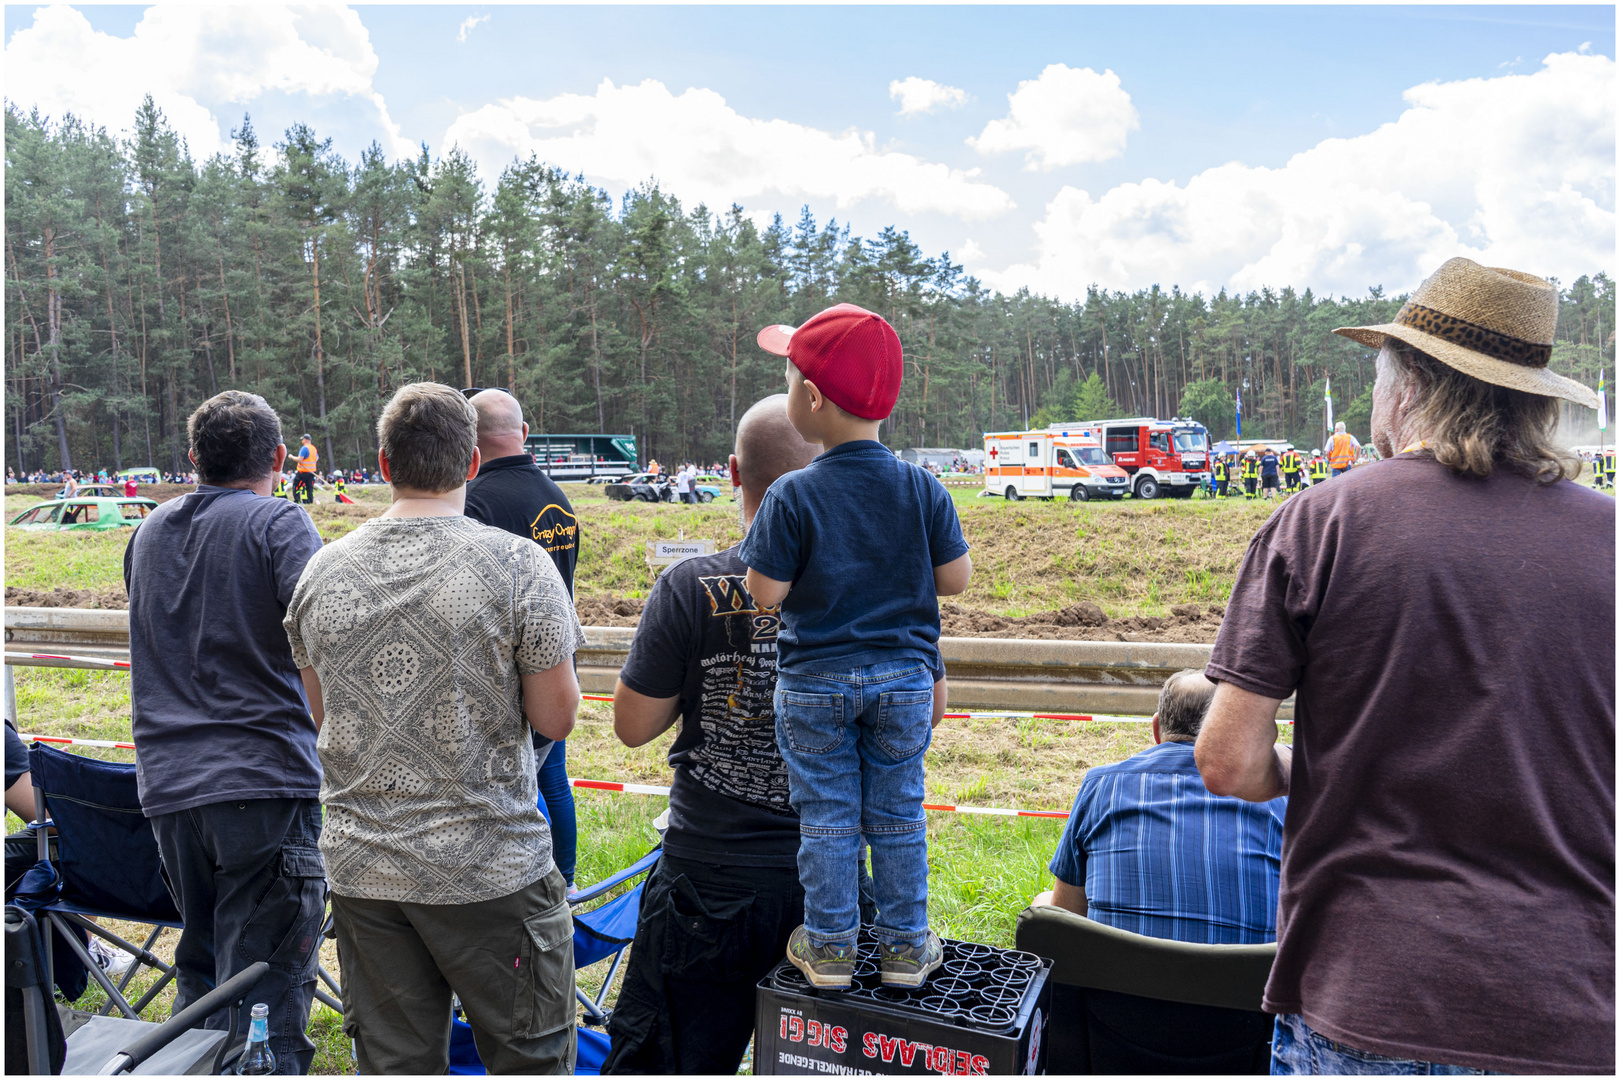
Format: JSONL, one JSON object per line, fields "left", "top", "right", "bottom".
{"left": 1327, "top": 423, "right": 1360, "bottom": 476}
{"left": 1604, "top": 449, "right": 1616, "bottom": 489}
{"left": 293, "top": 434, "right": 318, "bottom": 504}
{"left": 1309, "top": 452, "right": 1329, "bottom": 485}
{"left": 1242, "top": 452, "right": 1259, "bottom": 499}
{"left": 1281, "top": 448, "right": 1304, "bottom": 491}
{"left": 273, "top": 473, "right": 289, "bottom": 499}
{"left": 1212, "top": 457, "right": 1229, "bottom": 498}
{"left": 334, "top": 473, "right": 351, "bottom": 503}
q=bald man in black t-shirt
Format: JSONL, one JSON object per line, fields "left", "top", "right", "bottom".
{"left": 464, "top": 389, "right": 582, "bottom": 883}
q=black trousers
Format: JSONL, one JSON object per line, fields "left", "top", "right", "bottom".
{"left": 604, "top": 852, "right": 876, "bottom": 1075}
{"left": 604, "top": 855, "right": 801, "bottom": 1075}
{"left": 291, "top": 473, "right": 314, "bottom": 503}
{"left": 150, "top": 798, "right": 325, "bottom": 1074}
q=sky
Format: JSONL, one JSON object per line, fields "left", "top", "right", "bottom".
{"left": 4, "top": 3, "right": 1614, "bottom": 301}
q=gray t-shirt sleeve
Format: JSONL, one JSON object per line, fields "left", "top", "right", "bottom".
{"left": 283, "top": 548, "right": 323, "bottom": 671}
{"left": 513, "top": 543, "right": 585, "bottom": 674}
{"left": 268, "top": 504, "right": 325, "bottom": 611}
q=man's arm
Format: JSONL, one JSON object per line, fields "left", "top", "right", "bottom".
{"left": 1033, "top": 878, "right": 1088, "bottom": 916}
{"left": 745, "top": 568, "right": 790, "bottom": 609}
{"left": 1195, "top": 681, "right": 1292, "bottom": 801}
{"left": 934, "top": 552, "right": 972, "bottom": 596}
{"left": 522, "top": 658, "right": 579, "bottom": 742}
{"left": 299, "top": 667, "right": 325, "bottom": 732}
{"left": 613, "top": 680, "right": 681, "bottom": 748}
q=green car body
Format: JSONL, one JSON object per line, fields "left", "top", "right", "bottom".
{"left": 9, "top": 496, "right": 158, "bottom": 531}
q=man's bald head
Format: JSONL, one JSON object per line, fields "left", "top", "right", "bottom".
{"left": 470, "top": 389, "right": 528, "bottom": 460}
{"left": 733, "top": 395, "right": 819, "bottom": 514}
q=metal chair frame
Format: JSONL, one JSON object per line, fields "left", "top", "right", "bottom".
{"left": 26, "top": 779, "right": 344, "bottom": 1023}
{"left": 567, "top": 846, "right": 661, "bottom": 1027}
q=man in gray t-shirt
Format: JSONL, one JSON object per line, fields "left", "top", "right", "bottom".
{"left": 126, "top": 391, "right": 325, "bottom": 1073}
{"left": 286, "top": 382, "right": 584, "bottom": 1074}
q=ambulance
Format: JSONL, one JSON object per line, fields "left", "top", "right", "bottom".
{"left": 983, "top": 428, "right": 1131, "bottom": 501}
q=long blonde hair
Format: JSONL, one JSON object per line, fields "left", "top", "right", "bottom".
{"left": 1385, "top": 340, "right": 1578, "bottom": 484}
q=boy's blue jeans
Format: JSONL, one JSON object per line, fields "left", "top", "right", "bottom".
{"left": 774, "top": 658, "right": 935, "bottom": 950}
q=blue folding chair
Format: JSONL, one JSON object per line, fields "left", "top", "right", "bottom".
{"left": 448, "top": 846, "right": 662, "bottom": 1075}
{"left": 10, "top": 742, "right": 343, "bottom": 1021}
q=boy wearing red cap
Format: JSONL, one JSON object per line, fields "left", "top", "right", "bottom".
{"left": 739, "top": 303, "right": 972, "bottom": 990}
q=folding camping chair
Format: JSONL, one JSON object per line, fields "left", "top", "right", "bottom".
{"left": 449, "top": 845, "right": 663, "bottom": 1076}
{"left": 7, "top": 904, "right": 270, "bottom": 1075}
{"left": 10, "top": 741, "right": 343, "bottom": 1022}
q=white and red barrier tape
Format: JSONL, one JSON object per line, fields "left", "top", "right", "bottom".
{"left": 17, "top": 733, "right": 1075, "bottom": 820}
{"left": 11, "top": 660, "right": 1293, "bottom": 823}
{"left": 6, "top": 652, "right": 130, "bottom": 670}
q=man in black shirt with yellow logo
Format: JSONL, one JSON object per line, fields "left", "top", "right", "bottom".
{"left": 464, "top": 389, "right": 582, "bottom": 884}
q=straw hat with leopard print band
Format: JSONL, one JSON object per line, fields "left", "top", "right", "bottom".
{"left": 1333, "top": 257, "right": 1597, "bottom": 409}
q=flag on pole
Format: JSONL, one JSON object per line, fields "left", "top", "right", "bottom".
{"left": 1599, "top": 369, "right": 1608, "bottom": 432}
{"left": 1235, "top": 387, "right": 1242, "bottom": 443}
{"left": 1325, "top": 377, "right": 1334, "bottom": 433}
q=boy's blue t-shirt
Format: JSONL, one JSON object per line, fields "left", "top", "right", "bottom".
{"left": 736, "top": 440, "right": 969, "bottom": 678}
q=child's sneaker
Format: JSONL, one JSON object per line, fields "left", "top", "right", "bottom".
{"left": 786, "top": 925, "right": 854, "bottom": 989}
{"left": 880, "top": 930, "right": 943, "bottom": 987}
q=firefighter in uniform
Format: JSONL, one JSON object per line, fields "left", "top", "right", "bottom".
{"left": 1308, "top": 452, "right": 1329, "bottom": 486}
{"left": 1212, "top": 456, "right": 1229, "bottom": 498}
{"left": 1281, "top": 447, "right": 1304, "bottom": 491}
{"left": 334, "top": 473, "right": 347, "bottom": 499}
{"left": 273, "top": 473, "right": 289, "bottom": 499}
{"left": 1604, "top": 449, "right": 1616, "bottom": 489}
{"left": 1242, "top": 451, "right": 1259, "bottom": 499}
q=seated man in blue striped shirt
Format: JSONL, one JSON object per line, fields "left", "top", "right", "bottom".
{"left": 1035, "top": 669, "right": 1286, "bottom": 944}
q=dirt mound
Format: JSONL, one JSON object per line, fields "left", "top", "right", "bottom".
{"left": 574, "top": 595, "right": 644, "bottom": 626}
{"left": 6, "top": 585, "right": 128, "bottom": 609}
{"left": 577, "top": 593, "right": 1223, "bottom": 643}
{"left": 3, "top": 584, "right": 1223, "bottom": 644}
{"left": 940, "top": 600, "right": 1223, "bottom": 643}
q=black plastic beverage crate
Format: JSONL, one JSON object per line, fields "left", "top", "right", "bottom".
{"left": 754, "top": 931, "right": 1053, "bottom": 1075}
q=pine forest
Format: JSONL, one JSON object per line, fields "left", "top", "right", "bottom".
{"left": 7, "top": 100, "right": 1614, "bottom": 475}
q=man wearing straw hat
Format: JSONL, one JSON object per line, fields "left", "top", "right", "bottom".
{"left": 1194, "top": 258, "right": 1613, "bottom": 1075}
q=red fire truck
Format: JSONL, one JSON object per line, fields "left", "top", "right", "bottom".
{"left": 1069, "top": 417, "right": 1211, "bottom": 499}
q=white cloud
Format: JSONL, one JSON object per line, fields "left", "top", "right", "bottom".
{"left": 443, "top": 78, "right": 1015, "bottom": 220}
{"left": 968, "top": 63, "right": 1139, "bottom": 170}
{"left": 975, "top": 51, "right": 1615, "bottom": 299}
{"left": 889, "top": 76, "right": 967, "bottom": 116}
{"left": 3, "top": 3, "right": 410, "bottom": 159}
{"left": 456, "top": 14, "right": 489, "bottom": 44}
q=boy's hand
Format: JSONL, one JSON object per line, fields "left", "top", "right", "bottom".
{"left": 745, "top": 567, "right": 791, "bottom": 608}
{"left": 933, "top": 552, "right": 972, "bottom": 597}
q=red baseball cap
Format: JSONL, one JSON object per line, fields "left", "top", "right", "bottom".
{"left": 756, "top": 303, "right": 903, "bottom": 421}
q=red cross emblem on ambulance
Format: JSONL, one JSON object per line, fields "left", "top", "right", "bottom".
{"left": 989, "top": 445, "right": 999, "bottom": 460}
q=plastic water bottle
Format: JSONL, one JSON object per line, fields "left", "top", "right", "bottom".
{"left": 234, "top": 1003, "right": 276, "bottom": 1075}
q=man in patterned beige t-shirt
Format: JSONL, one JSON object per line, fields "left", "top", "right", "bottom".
{"left": 285, "top": 382, "right": 585, "bottom": 1074}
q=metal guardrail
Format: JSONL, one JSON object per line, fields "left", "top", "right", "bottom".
{"left": 5, "top": 605, "right": 1277, "bottom": 718}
